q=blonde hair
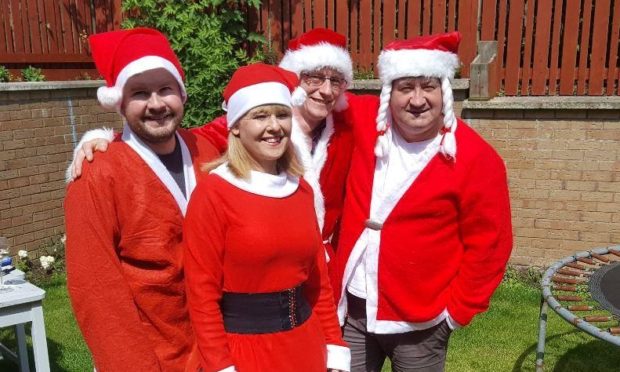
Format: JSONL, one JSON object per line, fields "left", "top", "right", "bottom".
{"left": 202, "top": 106, "right": 304, "bottom": 179}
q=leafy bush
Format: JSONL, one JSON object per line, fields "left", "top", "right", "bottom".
{"left": 0, "top": 65, "right": 11, "bottom": 82}
{"left": 21, "top": 66, "right": 46, "bottom": 82}
{"left": 503, "top": 265, "right": 542, "bottom": 288}
{"left": 353, "top": 69, "right": 376, "bottom": 80}
{"left": 15, "top": 235, "right": 66, "bottom": 286}
{"left": 122, "top": 0, "right": 265, "bottom": 127}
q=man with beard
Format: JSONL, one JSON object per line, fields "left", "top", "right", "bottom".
{"left": 64, "top": 28, "right": 221, "bottom": 372}
{"left": 66, "top": 28, "right": 356, "bottom": 262}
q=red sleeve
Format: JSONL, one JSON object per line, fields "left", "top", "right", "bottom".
{"left": 190, "top": 116, "right": 229, "bottom": 154}
{"left": 183, "top": 182, "right": 235, "bottom": 371}
{"left": 65, "top": 163, "right": 161, "bottom": 372}
{"left": 448, "top": 148, "right": 513, "bottom": 326}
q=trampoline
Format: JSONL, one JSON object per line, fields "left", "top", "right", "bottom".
{"left": 536, "top": 246, "right": 620, "bottom": 371}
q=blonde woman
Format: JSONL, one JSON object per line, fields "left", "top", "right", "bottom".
{"left": 183, "top": 63, "right": 350, "bottom": 372}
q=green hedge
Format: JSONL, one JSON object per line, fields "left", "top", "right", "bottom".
{"left": 122, "top": 0, "right": 265, "bottom": 127}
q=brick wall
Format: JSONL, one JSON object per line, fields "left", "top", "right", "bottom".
{"left": 1, "top": 82, "right": 619, "bottom": 268}
{"left": 463, "top": 108, "right": 620, "bottom": 267}
{"left": 0, "top": 82, "right": 122, "bottom": 256}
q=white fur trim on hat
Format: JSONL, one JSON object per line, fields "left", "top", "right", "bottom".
{"left": 378, "top": 49, "right": 459, "bottom": 84}
{"left": 279, "top": 43, "right": 354, "bottom": 84}
{"left": 375, "top": 51, "right": 459, "bottom": 160}
{"left": 99, "top": 56, "right": 187, "bottom": 111}
{"left": 226, "top": 82, "right": 292, "bottom": 128}
{"left": 97, "top": 86, "right": 123, "bottom": 110}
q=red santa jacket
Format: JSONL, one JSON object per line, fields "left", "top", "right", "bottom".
{"left": 331, "top": 95, "right": 513, "bottom": 330}
{"left": 65, "top": 128, "right": 221, "bottom": 372}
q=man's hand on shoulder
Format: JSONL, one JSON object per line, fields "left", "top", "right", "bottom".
{"left": 69, "top": 138, "right": 110, "bottom": 181}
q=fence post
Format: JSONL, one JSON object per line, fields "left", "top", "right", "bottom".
{"left": 469, "top": 40, "right": 498, "bottom": 100}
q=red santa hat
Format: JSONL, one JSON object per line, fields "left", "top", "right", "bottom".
{"left": 279, "top": 28, "right": 352, "bottom": 111}
{"left": 375, "top": 31, "right": 461, "bottom": 160}
{"left": 89, "top": 28, "right": 186, "bottom": 111}
{"left": 222, "top": 63, "right": 299, "bottom": 128}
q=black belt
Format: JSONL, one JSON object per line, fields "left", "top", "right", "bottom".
{"left": 221, "top": 284, "right": 311, "bottom": 334}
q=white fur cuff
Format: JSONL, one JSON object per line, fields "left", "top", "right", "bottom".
{"left": 327, "top": 344, "right": 351, "bottom": 371}
{"left": 65, "top": 127, "right": 116, "bottom": 183}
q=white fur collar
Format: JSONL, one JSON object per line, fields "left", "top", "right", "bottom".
{"left": 121, "top": 123, "right": 196, "bottom": 216}
{"left": 211, "top": 162, "right": 299, "bottom": 198}
{"left": 290, "top": 114, "right": 335, "bottom": 231}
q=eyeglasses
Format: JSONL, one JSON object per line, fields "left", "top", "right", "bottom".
{"left": 301, "top": 73, "right": 347, "bottom": 90}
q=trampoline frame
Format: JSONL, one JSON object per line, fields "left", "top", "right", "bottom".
{"left": 535, "top": 246, "right": 620, "bottom": 372}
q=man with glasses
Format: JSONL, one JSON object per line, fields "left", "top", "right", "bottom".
{"left": 67, "top": 28, "right": 356, "bottom": 263}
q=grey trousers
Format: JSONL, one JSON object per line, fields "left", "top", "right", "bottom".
{"left": 343, "top": 293, "right": 452, "bottom": 372}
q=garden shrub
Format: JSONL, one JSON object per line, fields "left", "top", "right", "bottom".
{"left": 21, "top": 66, "right": 46, "bottom": 82}
{"left": 16, "top": 235, "right": 66, "bottom": 286}
{"left": 0, "top": 65, "right": 10, "bottom": 82}
{"left": 122, "top": 0, "right": 266, "bottom": 127}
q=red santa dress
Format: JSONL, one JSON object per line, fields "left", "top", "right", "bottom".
{"left": 192, "top": 97, "right": 355, "bottom": 257}
{"left": 183, "top": 164, "right": 350, "bottom": 372}
{"left": 331, "top": 95, "right": 513, "bottom": 331}
{"left": 64, "top": 125, "right": 221, "bottom": 372}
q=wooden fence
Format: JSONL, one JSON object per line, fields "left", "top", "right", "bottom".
{"left": 0, "top": 0, "right": 618, "bottom": 96}
{"left": 0, "top": 0, "right": 121, "bottom": 80}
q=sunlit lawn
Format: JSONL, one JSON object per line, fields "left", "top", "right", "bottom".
{"left": 1, "top": 275, "right": 618, "bottom": 371}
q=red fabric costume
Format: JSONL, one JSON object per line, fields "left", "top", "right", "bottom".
{"left": 183, "top": 168, "right": 349, "bottom": 372}
{"left": 194, "top": 98, "right": 354, "bottom": 253}
{"left": 332, "top": 95, "right": 513, "bottom": 329}
{"left": 65, "top": 129, "right": 220, "bottom": 372}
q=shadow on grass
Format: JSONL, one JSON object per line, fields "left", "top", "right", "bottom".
{"left": 0, "top": 333, "right": 66, "bottom": 372}
{"left": 552, "top": 339, "right": 620, "bottom": 372}
{"left": 511, "top": 330, "right": 577, "bottom": 372}
{"left": 511, "top": 330, "right": 620, "bottom": 372}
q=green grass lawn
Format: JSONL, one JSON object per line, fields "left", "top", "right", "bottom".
{"left": 1, "top": 276, "right": 618, "bottom": 371}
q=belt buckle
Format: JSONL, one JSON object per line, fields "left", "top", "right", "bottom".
{"left": 365, "top": 219, "right": 383, "bottom": 231}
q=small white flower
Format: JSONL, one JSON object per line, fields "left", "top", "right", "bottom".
{"left": 61, "top": 235, "right": 66, "bottom": 244}
{"left": 39, "top": 255, "right": 55, "bottom": 270}
{"left": 18, "top": 250, "right": 28, "bottom": 259}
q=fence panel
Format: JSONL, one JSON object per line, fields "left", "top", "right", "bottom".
{"left": 503, "top": 0, "right": 525, "bottom": 95}
{"left": 531, "top": 0, "right": 552, "bottom": 95}
{"left": 559, "top": 0, "right": 581, "bottom": 94}
{"left": 609, "top": 1, "right": 620, "bottom": 95}
{"left": 480, "top": 0, "right": 497, "bottom": 40}
{"left": 520, "top": 0, "right": 535, "bottom": 95}
{"left": 456, "top": 0, "right": 479, "bottom": 77}
{"left": 589, "top": 0, "right": 612, "bottom": 95}
{"left": 1, "top": 0, "right": 618, "bottom": 95}
{"left": 577, "top": 0, "right": 593, "bottom": 95}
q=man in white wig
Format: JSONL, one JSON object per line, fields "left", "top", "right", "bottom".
{"left": 330, "top": 31, "right": 513, "bottom": 371}
{"left": 66, "top": 27, "right": 356, "bottom": 263}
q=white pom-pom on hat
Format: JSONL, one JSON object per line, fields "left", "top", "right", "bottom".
{"left": 291, "top": 86, "right": 307, "bottom": 107}
{"left": 97, "top": 86, "right": 122, "bottom": 110}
